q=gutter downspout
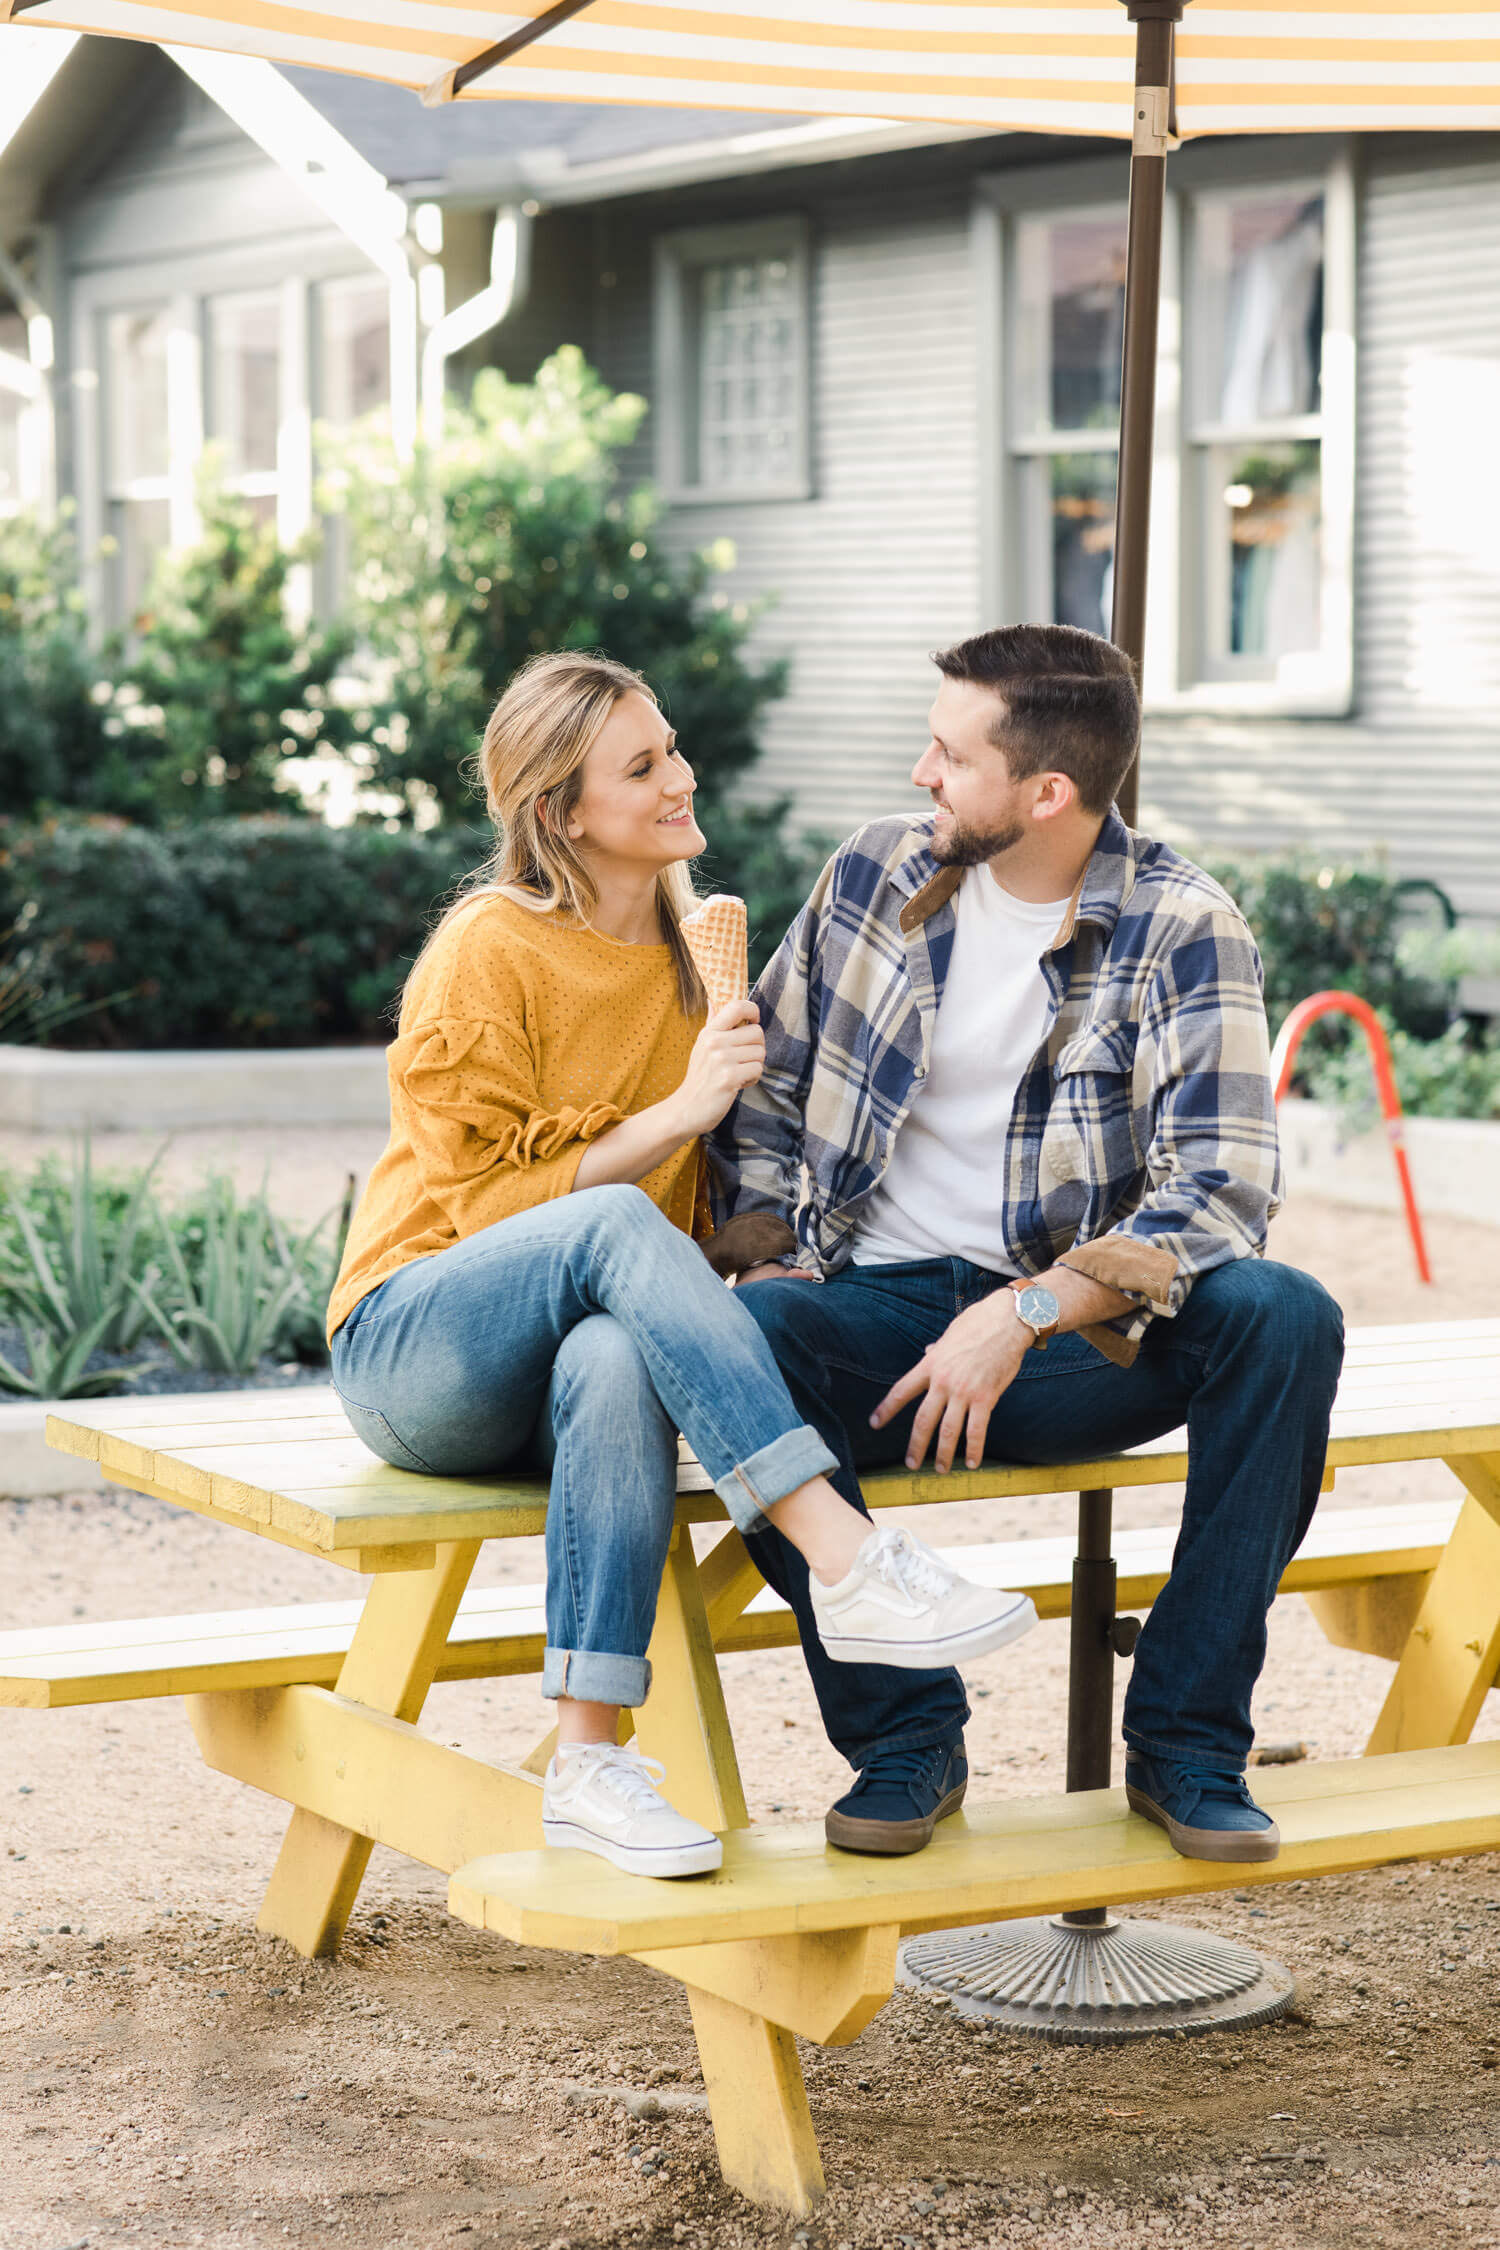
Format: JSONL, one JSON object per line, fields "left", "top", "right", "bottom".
{"left": 420, "top": 205, "right": 533, "bottom": 447}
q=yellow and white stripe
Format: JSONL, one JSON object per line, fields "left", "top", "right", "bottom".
{"left": 3, "top": 0, "right": 1499, "bottom": 134}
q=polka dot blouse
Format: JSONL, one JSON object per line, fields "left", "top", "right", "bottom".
{"left": 326, "top": 890, "right": 709, "bottom": 1343}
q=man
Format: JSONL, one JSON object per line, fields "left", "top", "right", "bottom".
{"left": 709, "top": 622, "right": 1344, "bottom": 1866}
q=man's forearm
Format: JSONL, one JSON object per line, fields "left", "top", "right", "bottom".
{"left": 1036, "top": 1264, "right": 1136, "bottom": 1334}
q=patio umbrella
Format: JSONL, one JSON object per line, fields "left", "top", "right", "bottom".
{"left": 5, "top": 0, "right": 1498, "bottom": 2039}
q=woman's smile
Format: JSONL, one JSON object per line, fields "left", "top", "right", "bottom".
{"left": 657, "top": 803, "right": 695, "bottom": 827}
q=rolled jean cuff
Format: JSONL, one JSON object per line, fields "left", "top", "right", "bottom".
{"left": 713, "top": 1424, "right": 839, "bottom": 1534}
{"left": 542, "top": 1646, "right": 652, "bottom": 1707}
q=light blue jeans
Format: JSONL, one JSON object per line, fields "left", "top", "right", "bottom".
{"left": 328, "top": 1183, "right": 837, "bottom": 1707}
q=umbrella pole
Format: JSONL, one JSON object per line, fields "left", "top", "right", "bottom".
{"left": 900, "top": 0, "right": 1294, "bottom": 2044}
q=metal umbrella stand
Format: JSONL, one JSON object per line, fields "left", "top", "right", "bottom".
{"left": 898, "top": 0, "right": 1292, "bottom": 2044}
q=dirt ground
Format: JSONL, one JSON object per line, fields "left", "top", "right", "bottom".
{"left": 3, "top": 1126, "right": 1500, "bottom": 2250}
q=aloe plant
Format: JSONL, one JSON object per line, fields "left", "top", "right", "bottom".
{"left": 0, "top": 1137, "right": 165, "bottom": 1395}
{"left": 131, "top": 1172, "right": 341, "bottom": 1377}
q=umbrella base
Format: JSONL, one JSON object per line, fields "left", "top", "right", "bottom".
{"left": 897, "top": 1914, "right": 1294, "bottom": 2044}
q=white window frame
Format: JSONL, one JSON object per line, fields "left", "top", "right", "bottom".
{"left": 73, "top": 245, "right": 394, "bottom": 632}
{"left": 653, "top": 214, "right": 813, "bottom": 506}
{"left": 973, "top": 138, "right": 1356, "bottom": 718}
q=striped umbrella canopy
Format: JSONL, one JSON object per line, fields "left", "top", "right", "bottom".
{"left": 2, "top": 0, "right": 1498, "bottom": 129}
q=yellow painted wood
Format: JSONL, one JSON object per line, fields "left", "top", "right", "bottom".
{"left": 188, "top": 1684, "right": 543, "bottom": 1871}
{"left": 1366, "top": 1465, "right": 1500, "bottom": 1755}
{"left": 637, "top": 1923, "right": 899, "bottom": 2046}
{"left": 448, "top": 1741, "right": 1500, "bottom": 1957}
{"left": 255, "top": 1539, "right": 479, "bottom": 1956}
{"left": 1304, "top": 1574, "right": 1430, "bottom": 1662}
{"left": 699, "top": 1527, "right": 767, "bottom": 1640}
{"left": 633, "top": 1532, "right": 749, "bottom": 1834}
{"left": 30, "top": 1458, "right": 431, "bottom": 1573}
{"left": 1454, "top": 1453, "right": 1500, "bottom": 1521}
{"left": 46, "top": 1392, "right": 1500, "bottom": 1556}
{"left": 1, "top": 1500, "right": 1464, "bottom": 1708}
{"left": 686, "top": 1987, "right": 826, "bottom": 2218}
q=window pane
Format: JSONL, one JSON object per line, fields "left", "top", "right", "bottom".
{"left": 105, "top": 306, "right": 171, "bottom": 485}
{"left": 1222, "top": 439, "right": 1321, "bottom": 660}
{"left": 691, "top": 252, "right": 800, "bottom": 490}
{"left": 211, "top": 290, "right": 282, "bottom": 475}
{"left": 1016, "top": 211, "right": 1127, "bottom": 435}
{"left": 1046, "top": 452, "right": 1116, "bottom": 637}
{"left": 1198, "top": 191, "right": 1324, "bottom": 425}
{"left": 109, "top": 495, "right": 171, "bottom": 625}
{"left": 320, "top": 279, "right": 389, "bottom": 424}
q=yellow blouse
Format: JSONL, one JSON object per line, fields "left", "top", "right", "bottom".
{"left": 326, "top": 891, "right": 708, "bottom": 1343}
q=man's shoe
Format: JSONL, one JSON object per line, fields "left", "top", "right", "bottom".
{"left": 826, "top": 1740, "right": 968, "bottom": 1856}
{"left": 1125, "top": 1752, "right": 1280, "bottom": 1864}
{"left": 543, "top": 1742, "right": 722, "bottom": 1878}
{"left": 809, "top": 1526, "right": 1038, "bottom": 1669}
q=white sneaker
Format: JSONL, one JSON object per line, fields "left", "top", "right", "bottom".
{"left": 809, "top": 1525, "right": 1039, "bottom": 1669}
{"left": 542, "top": 1743, "right": 723, "bottom": 1879}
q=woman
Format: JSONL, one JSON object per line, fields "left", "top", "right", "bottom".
{"left": 326, "top": 652, "right": 1034, "bottom": 1880}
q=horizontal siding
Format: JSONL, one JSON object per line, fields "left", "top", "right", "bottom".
{"left": 1356, "top": 141, "right": 1500, "bottom": 730}
{"left": 1138, "top": 717, "right": 1500, "bottom": 925}
{"left": 595, "top": 183, "right": 982, "bottom": 838}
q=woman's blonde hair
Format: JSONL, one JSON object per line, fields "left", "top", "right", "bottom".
{"left": 416, "top": 651, "right": 706, "bottom": 1015}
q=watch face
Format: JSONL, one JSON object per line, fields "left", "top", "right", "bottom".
{"left": 1016, "top": 1283, "right": 1061, "bottom": 1328}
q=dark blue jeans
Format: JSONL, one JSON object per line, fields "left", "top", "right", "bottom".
{"left": 735, "top": 1254, "right": 1344, "bottom": 1776}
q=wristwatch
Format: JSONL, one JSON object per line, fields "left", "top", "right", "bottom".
{"left": 1007, "top": 1279, "right": 1061, "bottom": 1351}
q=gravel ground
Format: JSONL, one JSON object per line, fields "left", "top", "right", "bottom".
{"left": 2, "top": 1121, "right": 1499, "bottom": 2250}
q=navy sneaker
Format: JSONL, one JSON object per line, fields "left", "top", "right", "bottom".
{"left": 825, "top": 1740, "right": 968, "bottom": 1857}
{"left": 1125, "top": 1751, "right": 1280, "bottom": 1864}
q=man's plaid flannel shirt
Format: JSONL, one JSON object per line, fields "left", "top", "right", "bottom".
{"left": 708, "top": 806, "right": 1283, "bottom": 1367}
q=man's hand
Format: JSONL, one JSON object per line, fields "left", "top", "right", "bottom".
{"left": 870, "top": 1293, "right": 1030, "bottom": 1473}
{"left": 735, "top": 1263, "right": 822, "bottom": 1288}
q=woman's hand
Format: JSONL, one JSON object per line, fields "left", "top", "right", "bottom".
{"left": 671, "top": 999, "right": 766, "bottom": 1137}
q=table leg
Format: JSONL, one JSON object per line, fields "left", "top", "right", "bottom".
{"left": 632, "top": 1526, "right": 825, "bottom": 2204}
{"left": 255, "top": 1538, "right": 481, "bottom": 1957}
{"left": 686, "top": 1987, "right": 826, "bottom": 2218}
{"left": 1366, "top": 1457, "right": 1500, "bottom": 1756}
{"left": 633, "top": 1527, "right": 749, "bottom": 1833}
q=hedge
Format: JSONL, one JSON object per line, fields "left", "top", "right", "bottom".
{"left": 0, "top": 806, "right": 835, "bottom": 1051}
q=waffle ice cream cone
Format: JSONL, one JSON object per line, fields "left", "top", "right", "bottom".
{"left": 681, "top": 893, "right": 749, "bottom": 1013}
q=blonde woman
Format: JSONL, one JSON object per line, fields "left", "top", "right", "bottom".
{"left": 326, "top": 653, "right": 1034, "bottom": 1880}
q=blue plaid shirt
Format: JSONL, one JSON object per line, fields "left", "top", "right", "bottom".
{"left": 709, "top": 807, "right": 1282, "bottom": 1366}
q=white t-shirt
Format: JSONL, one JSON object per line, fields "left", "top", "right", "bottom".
{"left": 850, "top": 865, "right": 1071, "bottom": 1272}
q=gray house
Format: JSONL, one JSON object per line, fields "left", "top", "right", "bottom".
{"left": 3, "top": 35, "right": 1498, "bottom": 927}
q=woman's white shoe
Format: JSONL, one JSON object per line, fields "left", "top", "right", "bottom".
{"left": 808, "top": 1524, "right": 1038, "bottom": 1668}
{"left": 542, "top": 1742, "right": 723, "bottom": 1878}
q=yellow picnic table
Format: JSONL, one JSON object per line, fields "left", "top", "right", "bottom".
{"left": 22, "top": 1314, "right": 1500, "bottom": 2213}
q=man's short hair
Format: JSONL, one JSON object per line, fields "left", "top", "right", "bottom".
{"left": 932, "top": 623, "right": 1139, "bottom": 817}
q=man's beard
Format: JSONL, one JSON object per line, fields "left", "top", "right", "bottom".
{"left": 928, "top": 809, "right": 1025, "bottom": 867}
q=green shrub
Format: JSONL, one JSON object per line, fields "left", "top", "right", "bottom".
{"left": 0, "top": 805, "right": 830, "bottom": 1047}
{"left": 1302, "top": 1015, "right": 1500, "bottom": 1133}
{"left": 1202, "top": 852, "right": 1431, "bottom": 1034}
{"left": 114, "top": 477, "right": 357, "bottom": 822}
{"left": 322, "top": 346, "right": 786, "bottom": 826}
{"left": 0, "top": 817, "right": 482, "bottom": 1049}
{"left": 0, "top": 510, "right": 118, "bottom": 818}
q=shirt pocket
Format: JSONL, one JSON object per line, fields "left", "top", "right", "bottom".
{"left": 1040, "top": 1018, "right": 1142, "bottom": 1196}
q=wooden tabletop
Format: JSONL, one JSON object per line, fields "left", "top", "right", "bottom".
{"left": 45, "top": 1318, "right": 1500, "bottom": 1569}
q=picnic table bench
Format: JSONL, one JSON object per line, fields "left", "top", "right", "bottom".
{"left": 9, "top": 1315, "right": 1500, "bottom": 2214}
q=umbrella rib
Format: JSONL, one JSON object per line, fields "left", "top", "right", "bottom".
{"left": 424, "top": 0, "right": 603, "bottom": 105}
